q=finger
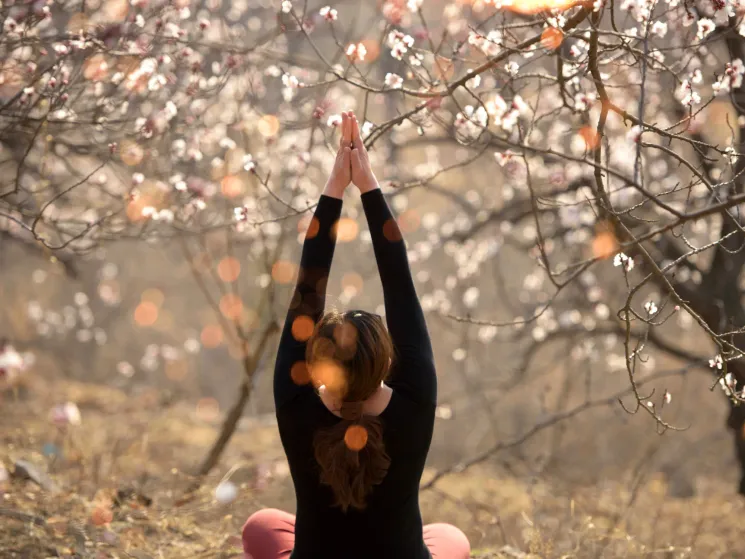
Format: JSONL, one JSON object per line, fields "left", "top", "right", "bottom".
{"left": 351, "top": 115, "right": 364, "bottom": 151}
{"left": 342, "top": 146, "right": 351, "bottom": 166}
{"left": 343, "top": 111, "right": 353, "bottom": 147}
{"left": 338, "top": 112, "right": 348, "bottom": 149}
{"left": 350, "top": 144, "right": 362, "bottom": 171}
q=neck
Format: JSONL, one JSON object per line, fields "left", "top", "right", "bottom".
{"left": 318, "top": 383, "right": 391, "bottom": 417}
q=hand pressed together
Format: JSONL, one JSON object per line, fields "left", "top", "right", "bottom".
{"left": 323, "top": 110, "right": 379, "bottom": 199}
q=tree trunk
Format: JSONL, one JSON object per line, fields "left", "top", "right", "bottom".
{"left": 195, "top": 378, "right": 252, "bottom": 478}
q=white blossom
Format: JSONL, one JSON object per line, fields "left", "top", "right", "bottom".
{"left": 319, "top": 6, "right": 338, "bottom": 20}
{"left": 384, "top": 73, "right": 404, "bottom": 89}
{"left": 613, "top": 252, "right": 635, "bottom": 271}
{"left": 243, "top": 154, "right": 256, "bottom": 172}
{"left": 346, "top": 42, "right": 367, "bottom": 62}
{"left": 696, "top": 18, "right": 716, "bottom": 41}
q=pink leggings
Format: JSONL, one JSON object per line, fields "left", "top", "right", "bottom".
{"left": 242, "top": 508, "right": 471, "bottom": 559}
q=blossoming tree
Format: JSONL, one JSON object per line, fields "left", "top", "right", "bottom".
{"left": 4, "top": 0, "right": 745, "bottom": 496}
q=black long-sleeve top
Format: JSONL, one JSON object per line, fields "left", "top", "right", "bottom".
{"left": 273, "top": 189, "right": 437, "bottom": 559}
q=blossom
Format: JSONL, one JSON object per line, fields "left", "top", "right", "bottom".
{"left": 387, "top": 31, "right": 414, "bottom": 60}
{"left": 650, "top": 21, "right": 667, "bottom": 38}
{"left": 677, "top": 79, "right": 700, "bottom": 106}
{"left": 346, "top": 42, "right": 367, "bottom": 62}
{"left": 407, "top": 0, "right": 423, "bottom": 10}
{"left": 468, "top": 30, "right": 502, "bottom": 57}
{"left": 713, "top": 59, "right": 745, "bottom": 95}
{"left": 281, "top": 0, "right": 292, "bottom": 13}
{"left": 494, "top": 151, "right": 514, "bottom": 166}
{"left": 384, "top": 72, "right": 404, "bottom": 89}
{"left": 3, "top": 17, "right": 17, "bottom": 33}
{"left": 626, "top": 125, "right": 643, "bottom": 143}
{"left": 0, "top": 344, "right": 25, "bottom": 378}
{"left": 644, "top": 301, "right": 658, "bottom": 316}
{"left": 696, "top": 18, "right": 716, "bottom": 41}
{"left": 327, "top": 114, "right": 342, "bottom": 127}
{"left": 234, "top": 206, "right": 248, "bottom": 222}
{"left": 613, "top": 252, "right": 635, "bottom": 271}
{"left": 319, "top": 6, "right": 338, "bottom": 20}
{"left": 725, "top": 145, "right": 739, "bottom": 165}
{"left": 50, "top": 402, "right": 82, "bottom": 427}
{"left": 709, "top": 354, "right": 723, "bottom": 370}
{"left": 243, "top": 154, "right": 256, "bottom": 172}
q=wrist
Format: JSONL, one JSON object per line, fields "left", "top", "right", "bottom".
{"left": 356, "top": 178, "right": 380, "bottom": 194}
{"left": 323, "top": 180, "right": 346, "bottom": 200}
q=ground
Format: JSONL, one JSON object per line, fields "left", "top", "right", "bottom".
{"left": 2, "top": 376, "right": 745, "bottom": 559}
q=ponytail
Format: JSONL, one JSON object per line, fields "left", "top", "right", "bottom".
{"left": 313, "top": 412, "right": 390, "bottom": 512}
{"left": 307, "top": 309, "right": 394, "bottom": 512}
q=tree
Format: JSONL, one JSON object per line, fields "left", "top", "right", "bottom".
{"left": 4, "top": 0, "right": 745, "bottom": 495}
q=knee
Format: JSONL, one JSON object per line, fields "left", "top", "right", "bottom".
{"left": 242, "top": 509, "right": 283, "bottom": 547}
{"left": 428, "top": 523, "right": 471, "bottom": 558}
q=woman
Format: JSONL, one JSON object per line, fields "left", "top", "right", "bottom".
{"left": 242, "top": 111, "right": 470, "bottom": 559}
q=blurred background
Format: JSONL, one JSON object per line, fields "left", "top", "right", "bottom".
{"left": 3, "top": 0, "right": 745, "bottom": 557}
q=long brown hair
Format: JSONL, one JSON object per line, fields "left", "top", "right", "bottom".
{"left": 307, "top": 309, "right": 393, "bottom": 512}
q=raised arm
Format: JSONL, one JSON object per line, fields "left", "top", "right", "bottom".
{"left": 351, "top": 114, "right": 437, "bottom": 406}
{"left": 274, "top": 113, "right": 353, "bottom": 410}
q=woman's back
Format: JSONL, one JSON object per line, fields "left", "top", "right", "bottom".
{"left": 243, "top": 111, "right": 468, "bottom": 559}
{"left": 277, "top": 390, "right": 435, "bottom": 559}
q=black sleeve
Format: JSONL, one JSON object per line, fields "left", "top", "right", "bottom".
{"left": 360, "top": 189, "right": 437, "bottom": 406}
{"left": 274, "top": 195, "right": 343, "bottom": 410}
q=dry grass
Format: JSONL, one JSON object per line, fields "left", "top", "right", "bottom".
{"left": 2, "top": 377, "right": 745, "bottom": 558}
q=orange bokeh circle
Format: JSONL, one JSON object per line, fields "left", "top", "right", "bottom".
{"left": 217, "top": 257, "right": 241, "bottom": 282}
{"left": 344, "top": 425, "right": 369, "bottom": 451}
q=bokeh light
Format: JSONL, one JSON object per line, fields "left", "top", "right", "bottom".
{"left": 200, "top": 324, "right": 224, "bottom": 348}
{"left": 298, "top": 216, "right": 320, "bottom": 240}
{"left": 578, "top": 126, "right": 600, "bottom": 151}
{"left": 219, "top": 293, "right": 243, "bottom": 320}
{"left": 341, "top": 272, "right": 364, "bottom": 295}
{"left": 360, "top": 39, "right": 381, "bottom": 63}
{"left": 271, "top": 260, "right": 297, "bottom": 284}
{"left": 217, "top": 257, "right": 241, "bottom": 283}
{"left": 221, "top": 175, "right": 244, "bottom": 198}
{"left": 83, "top": 54, "right": 109, "bottom": 81}
{"left": 291, "top": 361, "right": 311, "bottom": 385}
{"left": 382, "top": 219, "right": 403, "bottom": 242}
{"left": 292, "top": 315, "right": 315, "bottom": 342}
{"left": 133, "top": 301, "right": 158, "bottom": 327}
{"left": 398, "top": 209, "right": 420, "bottom": 234}
{"left": 541, "top": 28, "right": 564, "bottom": 51}
{"left": 503, "top": 0, "right": 583, "bottom": 14}
{"left": 333, "top": 218, "right": 359, "bottom": 242}
{"left": 344, "top": 425, "right": 368, "bottom": 451}
{"left": 120, "top": 139, "right": 144, "bottom": 166}
{"left": 257, "top": 114, "right": 280, "bottom": 137}
{"left": 310, "top": 360, "right": 347, "bottom": 395}
{"left": 592, "top": 222, "right": 619, "bottom": 260}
